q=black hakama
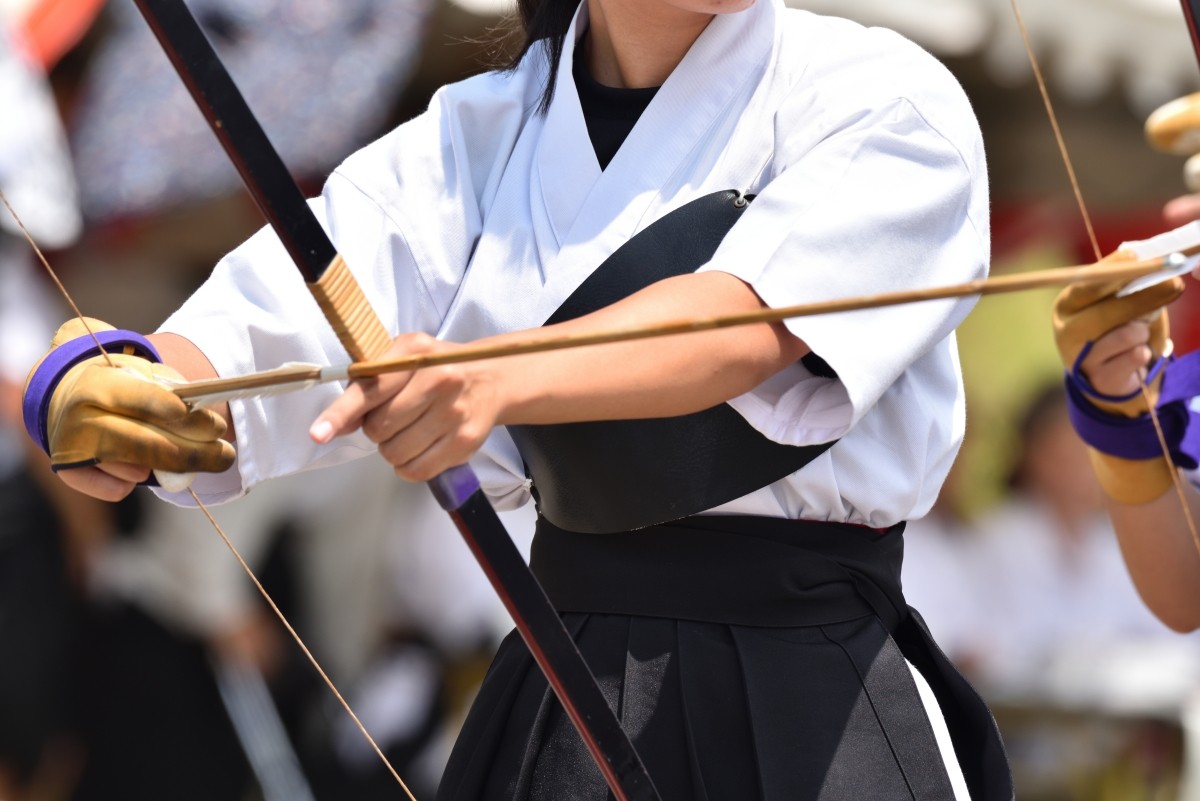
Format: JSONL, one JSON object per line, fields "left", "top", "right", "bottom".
{"left": 436, "top": 515, "right": 1011, "bottom": 801}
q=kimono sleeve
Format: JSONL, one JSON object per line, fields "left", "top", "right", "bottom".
{"left": 154, "top": 171, "right": 444, "bottom": 505}
{"left": 702, "top": 75, "right": 989, "bottom": 448}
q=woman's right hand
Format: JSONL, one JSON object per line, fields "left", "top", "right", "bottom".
{"left": 25, "top": 318, "right": 235, "bottom": 501}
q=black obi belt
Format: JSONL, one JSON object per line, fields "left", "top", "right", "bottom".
{"left": 436, "top": 515, "right": 1013, "bottom": 801}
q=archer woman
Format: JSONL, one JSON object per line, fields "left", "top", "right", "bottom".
{"left": 26, "top": 0, "right": 1010, "bottom": 797}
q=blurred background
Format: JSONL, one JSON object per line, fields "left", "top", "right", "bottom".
{"left": 1, "top": 1, "right": 1200, "bottom": 799}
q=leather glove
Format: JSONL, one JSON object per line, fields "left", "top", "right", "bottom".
{"left": 1052, "top": 256, "right": 1186, "bottom": 504}
{"left": 23, "top": 318, "right": 235, "bottom": 476}
{"left": 1145, "top": 92, "right": 1200, "bottom": 157}
{"left": 1145, "top": 93, "right": 1200, "bottom": 192}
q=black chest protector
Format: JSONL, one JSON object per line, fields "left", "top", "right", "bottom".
{"left": 508, "top": 191, "right": 838, "bottom": 534}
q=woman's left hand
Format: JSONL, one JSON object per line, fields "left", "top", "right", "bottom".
{"left": 310, "top": 333, "right": 502, "bottom": 481}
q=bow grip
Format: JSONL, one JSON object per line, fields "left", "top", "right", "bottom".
{"left": 308, "top": 254, "right": 394, "bottom": 361}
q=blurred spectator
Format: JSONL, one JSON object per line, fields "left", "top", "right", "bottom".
{"left": 0, "top": 11, "right": 88, "bottom": 800}
{"left": 961, "top": 383, "right": 1189, "bottom": 696}
{"left": 905, "top": 383, "right": 1200, "bottom": 800}
{"left": 66, "top": 0, "right": 434, "bottom": 224}
{"left": 901, "top": 484, "right": 986, "bottom": 675}
{"left": 72, "top": 449, "right": 534, "bottom": 801}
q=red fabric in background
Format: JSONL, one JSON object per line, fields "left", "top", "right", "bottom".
{"left": 15, "top": 0, "right": 106, "bottom": 70}
{"left": 992, "top": 201, "right": 1200, "bottom": 355}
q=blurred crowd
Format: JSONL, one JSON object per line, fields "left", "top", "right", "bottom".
{"left": 2, "top": 2, "right": 1200, "bottom": 801}
{"left": 904, "top": 379, "right": 1200, "bottom": 801}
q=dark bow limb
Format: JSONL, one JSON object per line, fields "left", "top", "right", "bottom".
{"left": 127, "top": 1, "right": 660, "bottom": 798}
{"left": 1182, "top": 0, "right": 1200, "bottom": 68}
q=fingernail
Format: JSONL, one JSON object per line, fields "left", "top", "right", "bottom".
{"left": 310, "top": 419, "right": 334, "bottom": 443}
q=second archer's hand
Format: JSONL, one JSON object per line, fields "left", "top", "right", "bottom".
{"left": 1163, "top": 193, "right": 1200, "bottom": 229}
{"left": 310, "top": 333, "right": 502, "bottom": 482}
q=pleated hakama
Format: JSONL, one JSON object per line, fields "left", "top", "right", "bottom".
{"left": 436, "top": 516, "right": 1012, "bottom": 801}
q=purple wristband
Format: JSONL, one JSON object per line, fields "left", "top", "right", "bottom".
{"left": 1065, "top": 350, "right": 1200, "bottom": 470}
{"left": 22, "top": 330, "right": 161, "bottom": 455}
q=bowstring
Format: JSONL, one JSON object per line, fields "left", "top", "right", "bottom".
{"left": 0, "top": 188, "right": 419, "bottom": 801}
{"left": 1009, "top": 0, "right": 1200, "bottom": 552}
{"left": 0, "top": 190, "right": 114, "bottom": 368}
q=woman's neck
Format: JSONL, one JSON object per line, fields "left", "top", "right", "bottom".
{"left": 584, "top": 0, "right": 714, "bottom": 88}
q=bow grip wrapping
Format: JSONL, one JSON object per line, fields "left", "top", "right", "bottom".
{"left": 307, "top": 255, "right": 393, "bottom": 362}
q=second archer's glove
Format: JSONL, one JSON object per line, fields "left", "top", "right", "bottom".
{"left": 1145, "top": 92, "right": 1200, "bottom": 157}
{"left": 1052, "top": 261, "right": 1186, "bottom": 504}
{"left": 23, "top": 318, "right": 236, "bottom": 475}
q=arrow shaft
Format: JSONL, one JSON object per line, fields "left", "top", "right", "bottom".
{"left": 174, "top": 252, "right": 1188, "bottom": 406}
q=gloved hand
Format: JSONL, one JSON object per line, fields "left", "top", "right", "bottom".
{"left": 1052, "top": 257, "right": 1186, "bottom": 504}
{"left": 23, "top": 317, "right": 235, "bottom": 478}
{"left": 1146, "top": 93, "right": 1200, "bottom": 192}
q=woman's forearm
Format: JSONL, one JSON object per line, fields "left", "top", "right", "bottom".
{"left": 1108, "top": 483, "right": 1200, "bottom": 632}
{"left": 492, "top": 270, "right": 811, "bottom": 426}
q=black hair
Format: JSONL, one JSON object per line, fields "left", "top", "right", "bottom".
{"left": 499, "top": 0, "right": 580, "bottom": 113}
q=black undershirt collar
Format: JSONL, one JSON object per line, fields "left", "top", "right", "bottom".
{"left": 572, "top": 44, "right": 659, "bottom": 170}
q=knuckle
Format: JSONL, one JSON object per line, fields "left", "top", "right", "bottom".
{"left": 389, "top": 332, "right": 438, "bottom": 356}
{"left": 378, "top": 437, "right": 412, "bottom": 469}
{"left": 1097, "top": 323, "right": 1147, "bottom": 354}
{"left": 453, "top": 423, "right": 483, "bottom": 453}
{"left": 393, "top": 463, "right": 424, "bottom": 483}
{"left": 361, "top": 410, "right": 388, "bottom": 443}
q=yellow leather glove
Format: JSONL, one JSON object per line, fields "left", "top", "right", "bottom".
{"left": 1145, "top": 92, "right": 1200, "bottom": 157}
{"left": 1145, "top": 93, "right": 1200, "bottom": 193}
{"left": 1052, "top": 256, "right": 1186, "bottom": 504}
{"left": 24, "top": 318, "right": 235, "bottom": 476}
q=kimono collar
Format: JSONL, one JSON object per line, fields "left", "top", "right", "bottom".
{"left": 534, "top": 0, "right": 779, "bottom": 249}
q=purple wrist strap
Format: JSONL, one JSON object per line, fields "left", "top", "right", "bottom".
{"left": 22, "top": 330, "right": 161, "bottom": 454}
{"left": 1070, "top": 341, "right": 1169, "bottom": 404}
{"left": 1065, "top": 350, "right": 1200, "bottom": 470}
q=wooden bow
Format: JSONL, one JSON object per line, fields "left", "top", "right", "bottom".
{"left": 126, "top": 1, "right": 661, "bottom": 800}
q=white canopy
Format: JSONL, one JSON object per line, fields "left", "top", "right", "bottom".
{"left": 449, "top": 0, "right": 1200, "bottom": 114}
{"left": 795, "top": 0, "right": 1200, "bottom": 114}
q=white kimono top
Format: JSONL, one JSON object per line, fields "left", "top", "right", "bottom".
{"left": 158, "top": 0, "right": 990, "bottom": 529}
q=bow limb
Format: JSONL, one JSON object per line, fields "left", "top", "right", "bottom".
{"left": 1180, "top": 0, "right": 1200, "bottom": 71}
{"left": 1145, "top": 5, "right": 1200, "bottom": 194}
{"left": 127, "top": 1, "right": 661, "bottom": 799}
